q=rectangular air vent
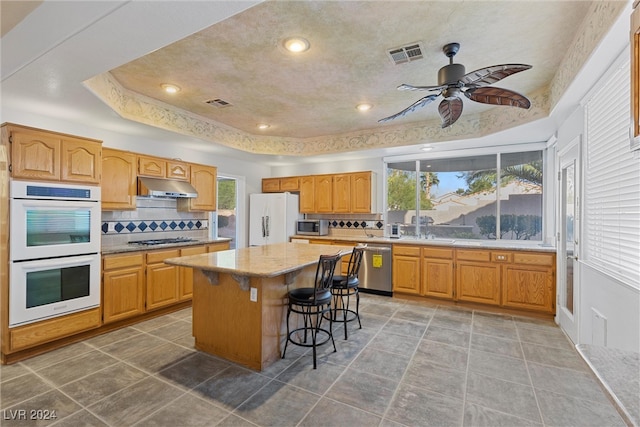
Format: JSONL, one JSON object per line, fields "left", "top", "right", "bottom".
{"left": 387, "top": 42, "right": 424, "bottom": 65}
{"left": 205, "top": 98, "right": 232, "bottom": 108}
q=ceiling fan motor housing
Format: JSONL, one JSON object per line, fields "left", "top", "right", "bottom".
{"left": 438, "top": 63, "right": 466, "bottom": 86}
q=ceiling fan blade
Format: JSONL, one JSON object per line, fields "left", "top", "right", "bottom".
{"left": 398, "top": 83, "right": 447, "bottom": 92}
{"left": 464, "top": 86, "right": 531, "bottom": 109}
{"left": 460, "top": 64, "right": 531, "bottom": 87}
{"left": 378, "top": 94, "right": 439, "bottom": 123}
{"left": 438, "top": 96, "right": 463, "bottom": 128}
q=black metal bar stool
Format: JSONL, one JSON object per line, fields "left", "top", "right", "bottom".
{"left": 282, "top": 253, "right": 340, "bottom": 369}
{"left": 328, "top": 245, "right": 365, "bottom": 339}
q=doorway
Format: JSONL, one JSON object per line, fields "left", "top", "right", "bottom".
{"left": 557, "top": 139, "right": 581, "bottom": 344}
{"left": 216, "top": 176, "right": 237, "bottom": 249}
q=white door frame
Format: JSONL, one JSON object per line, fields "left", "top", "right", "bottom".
{"left": 556, "top": 136, "right": 581, "bottom": 344}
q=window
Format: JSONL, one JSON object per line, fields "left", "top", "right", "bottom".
{"left": 386, "top": 149, "right": 544, "bottom": 240}
{"left": 584, "top": 56, "right": 640, "bottom": 288}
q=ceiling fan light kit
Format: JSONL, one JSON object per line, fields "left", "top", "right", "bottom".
{"left": 379, "top": 42, "right": 532, "bottom": 128}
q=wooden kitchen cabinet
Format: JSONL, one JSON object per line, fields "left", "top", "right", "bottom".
{"left": 456, "top": 250, "right": 501, "bottom": 305}
{"left": 166, "top": 160, "right": 190, "bottom": 181}
{"left": 350, "top": 171, "right": 374, "bottom": 213}
{"left": 502, "top": 252, "right": 555, "bottom": 313}
{"left": 138, "top": 155, "right": 166, "bottom": 177}
{"left": 178, "top": 164, "right": 217, "bottom": 211}
{"left": 146, "top": 249, "right": 180, "bottom": 310}
{"left": 5, "top": 124, "right": 102, "bottom": 184}
{"left": 314, "top": 174, "right": 333, "bottom": 213}
{"left": 299, "top": 175, "right": 315, "bottom": 213}
{"left": 179, "top": 245, "right": 207, "bottom": 300}
{"left": 422, "top": 248, "right": 454, "bottom": 299}
{"left": 280, "top": 176, "right": 300, "bottom": 191}
{"left": 262, "top": 178, "right": 281, "bottom": 192}
{"left": 102, "top": 148, "right": 137, "bottom": 210}
{"left": 207, "top": 241, "right": 231, "bottom": 253}
{"left": 332, "top": 173, "right": 351, "bottom": 213}
{"left": 102, "top": 253, "right": 145, "bottom": 323}
{"left": 392, "top": 245, "right": 421, "bottom": 295}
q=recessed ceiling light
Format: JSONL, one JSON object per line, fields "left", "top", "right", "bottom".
{"left": 161, "top": 84, "right": 180, "bottom": 94}
{"left": 257, "top": 123, "right": 270, "bottom": 130}
{"left": 283, "top": 37, "right": 310, "bottom": 53}
{"left": 421, "top": 145, "right": 433, "bottom": 152}
{"left": 356, "top": 103, "right": 372, "bottom": 112}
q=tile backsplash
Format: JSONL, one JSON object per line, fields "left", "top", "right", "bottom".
{"left": 101, "top": 197, "right": 208, "bottom": 246}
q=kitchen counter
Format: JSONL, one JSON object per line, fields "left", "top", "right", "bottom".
{"left": 101, "top": 237, "right": 232, "bottom": 255}
{"left": 163, "top": 242, "right": 353, "bottom": 370}
{"left": 292, "top": 234, "right": 556, "bottom": 252}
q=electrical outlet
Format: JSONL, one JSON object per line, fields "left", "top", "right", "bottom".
{"left": 250, "top": 287, "right": 258, "bottom": 302}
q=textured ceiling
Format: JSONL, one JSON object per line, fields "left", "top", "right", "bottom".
{"left": 106, "top": 1, "right": 592, "bottom": 140}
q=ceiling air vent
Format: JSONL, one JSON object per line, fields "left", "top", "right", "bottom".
{"left": 387, "top": 42, "right": 424, "bottom": 65}
{"left": 205, "top": 98, "right": 232, "bottom": 108}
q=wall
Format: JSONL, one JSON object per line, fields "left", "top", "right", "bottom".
{"left": 556, "top": 105, "right": 640, "bottom": 353}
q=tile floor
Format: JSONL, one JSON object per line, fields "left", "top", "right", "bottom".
{"left": 0, "top": 294, "right": 629, "bottom": 427}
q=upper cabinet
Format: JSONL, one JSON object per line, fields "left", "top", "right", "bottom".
{"left": 4, "top": 124, "right": 101, "bottom": 184}
{"left": 266, "top": 171, "right": 377, "bottom": 214}
{"left": 178, "top": 164, "right": 217, "bottom": 211}
{"left": 138, "top": 155, "right": 165, "bottom": 178}
{"left": 166, "top": 160, "right": 190, "bottom": 181}
{"left": 102, "top": 148, "right": 137, "bottom": 210}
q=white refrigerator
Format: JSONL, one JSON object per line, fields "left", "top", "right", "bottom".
{"left": 249, "top": 193, "right": 301, "bottom": 246}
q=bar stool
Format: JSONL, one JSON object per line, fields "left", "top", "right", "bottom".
{"left": 282, "top": 253, "right": 340, "bottom": 369}
{"left": 329, "top": 245, "right": 365, "bottom": 339}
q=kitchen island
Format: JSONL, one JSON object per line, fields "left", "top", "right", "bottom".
{"left": 165, "top": 242, "right": 353, "bottom": 370}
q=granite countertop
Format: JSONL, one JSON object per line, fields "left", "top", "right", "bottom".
{"left": 291, "top": 234, "right": 556, "bottom": 252}
{"left": 164, "top": 242, "right": 354, "bottom": 278}
{"left": 101, "top": 237, "right": 232, "bottom": 255}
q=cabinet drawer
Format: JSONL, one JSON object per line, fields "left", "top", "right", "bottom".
{"left": 181, "top": 245, "right": 207, "bottom": 256}
{"left": 10, "top": 308, "right": 101, "bottom": 351}
{"left": 393, "top": 245, "right": 421, "bottom": 257}
{"left": 207, "top": 242, "right": 230, "bottom": 252}
{"left": 456, "top": 249, "right": 491, "bottom": 262}
{"left": 422, "top": 247, "right": 453, "bottom": 259}
{"left": 492, "top": 252, "right": 512, "bottom": 263}
{"left": 103, "top": 253, "right": 143, "bottom": 270}
{"left": 146, "top": 249, "right": 180, "bottom": 264}
{"left": 513, "top": 252, "right": 554, "bottom": 266}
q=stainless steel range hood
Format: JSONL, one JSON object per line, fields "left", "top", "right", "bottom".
{"left": 138, "top": 177, "right": 198, "bottom": 198}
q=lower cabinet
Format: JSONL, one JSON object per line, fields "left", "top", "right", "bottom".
{"left": 103, "top": 253, "right": 145, "bottom": 324}
{"left": 422, "top": 248, "right": 454, "bottom": 299}
{"left": 392, "top": 245, "right": 555, "bottom": 315}
{"left": 179, "top": 246, "right": 207, "bottom": 300}
{"left": 392, "top": 245, "right": 421, "bottom": 295}
{"left": 146, "top": 249, "right": 181, "bottom": 311}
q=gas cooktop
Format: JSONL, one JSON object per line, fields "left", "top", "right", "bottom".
{"left": 128, "top": 237, "right": 196, "bottom": 246}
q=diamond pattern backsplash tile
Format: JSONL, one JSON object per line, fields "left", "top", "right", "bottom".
{"left": 102, "top": 219, "right": 208, "bottom": 235}
{"left": 329, "top": 220, "right": 383, "bottom": 229}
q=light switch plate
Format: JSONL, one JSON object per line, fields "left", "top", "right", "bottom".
{"left": 250, "top": 287, "right": 258, "bottom": 302}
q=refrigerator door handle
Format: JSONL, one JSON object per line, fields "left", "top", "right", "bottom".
{"left": 261, "top": 216, "right": 266, "bottom": 238}
{"left": 266, "top": 216, "right": 270, "bottom": 237}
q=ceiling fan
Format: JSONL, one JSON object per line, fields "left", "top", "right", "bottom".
{"left": 379, "top": 42, "right": 532, "bottom": 128}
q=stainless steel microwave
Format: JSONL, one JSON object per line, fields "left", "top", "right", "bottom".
{"left": 296, "top": 219, "right": 329, "bottom": 236}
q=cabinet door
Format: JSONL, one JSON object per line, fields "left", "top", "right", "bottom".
{"left": 502, "top": 264, "right": 555, "bottom": 313}
{"left": 179, "top": 245, "right": 207, "bottom": 300}
{"left": 10, "top": 127, "right": 60, "bottom": 180}
{"left": 262, "top": 178, "right": 280, "bottom": 192}
{"left": 350, "top": 172, "right": 372, "bottom": 213}
{"left": 392, "top": 255, "right": 421, "bottom": 295}
{"left": 138, "top": 155, "right": 165, "bottom": 177}
{"left": 280, "top": 177, "right": 299, "bottom": 191}
{"left": 456, "top": 261, "right": 501, "bottom": 305}
{"left": 61, "top": 138, "right": 101, "bottom": 184}
{"left": 103, "top": 266, "right": 145, "bottom": 323}
{"left": 166, "top": 161, "right": 190, "bottom": 181}
{"left": 178, "top": 164, "right": 217, "bottom": 211}
{"left": 314, "top": 175, "right": 333, "bottom": 213}
{"left": 422, "top": 258, "right": 454, "bottom": 298}
{"left": 102, "top": 149, "right": 137, "bottom": 210}
{"left": 332, "top": 174, "right": 351, "bottom": 213}
{"left": 299, "top": 175, "right": 315, "bottom": 213}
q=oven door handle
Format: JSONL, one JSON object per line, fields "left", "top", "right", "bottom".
{"left": 15, "top": 254, "right": 97, "bottom": 269}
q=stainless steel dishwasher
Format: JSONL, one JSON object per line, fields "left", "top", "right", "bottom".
{"left": 358, "top": 243, "right": 392, "bottom": 296}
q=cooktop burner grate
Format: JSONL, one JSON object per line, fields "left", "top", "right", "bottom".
{"left": 129, "top": 237, "right": 196, "bottom": 246}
